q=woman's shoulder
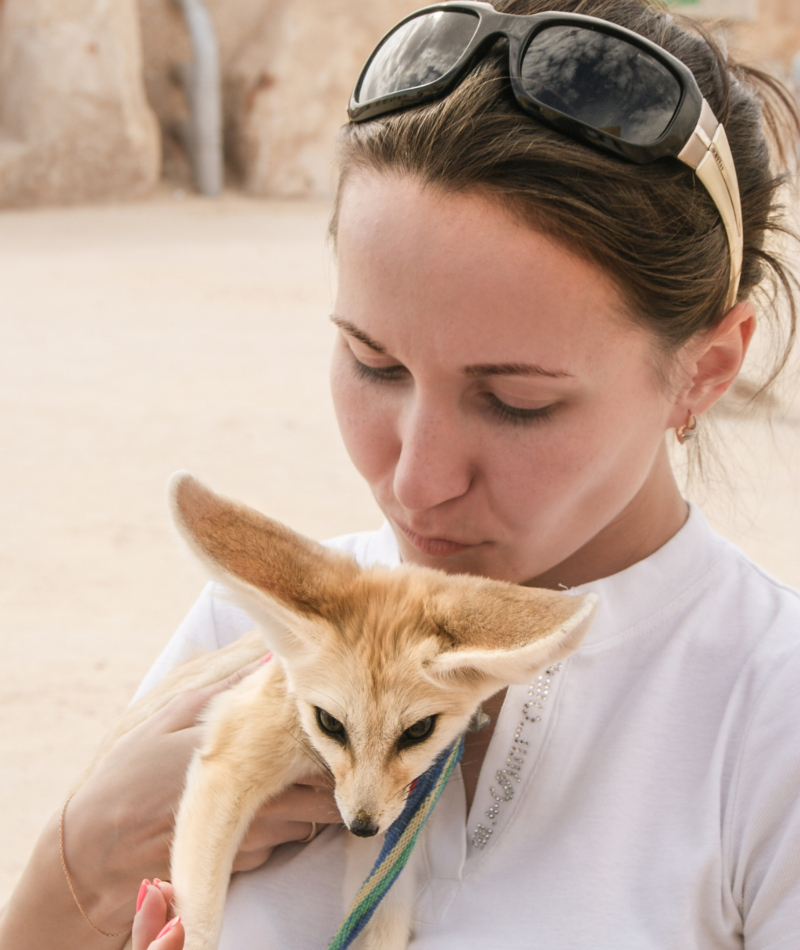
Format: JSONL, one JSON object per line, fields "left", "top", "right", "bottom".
{"left": 710, "top": 522, "right": 800, "bottom": 655}
{"left": 660, "top": 509, "right": 800, "bottom": 715}
{"left": 581, "top": 503, "right": 800, "bottom": 697}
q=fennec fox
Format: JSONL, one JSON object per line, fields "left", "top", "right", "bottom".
{"left": 92, "top": 473, "right": 598, "bottom": 950}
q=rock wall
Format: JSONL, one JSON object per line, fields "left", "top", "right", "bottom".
{"left": 727, "top": 0, "right": 800, "bottom": 78}
{"left": 139, "top": 0, "right": 800, "bottom": 200}
{"left": 0, "top": 0, "right": 796, "bottom": 206}
{"left": 223, "top": 0, "right": 421, "bottom": 196}
{"left": 0, "top": 0, "right": 161, "bottom": 208}
{"left": 667, "top": 0, "right": 757, "bottom": 18}
{"left": 139, "top": 0, "right": 419, "bottom": 197}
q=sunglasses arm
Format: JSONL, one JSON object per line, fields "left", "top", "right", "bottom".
{"left": 678, "top": 99, "right": 743, "bottom": 311}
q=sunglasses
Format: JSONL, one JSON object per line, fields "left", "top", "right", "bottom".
{"left": 349, "top": 1, "right": 742, "bottom": 310}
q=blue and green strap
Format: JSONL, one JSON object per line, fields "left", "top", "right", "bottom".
{"left": 327, "top": 735, "right": 465, "bottom": 950}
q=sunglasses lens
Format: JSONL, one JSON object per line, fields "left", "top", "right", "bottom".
{"left": 355, "top": 10, "right": 480, "bottom": 104}
{"left": 521, "top": 26, "right": 681, "bottom": 145}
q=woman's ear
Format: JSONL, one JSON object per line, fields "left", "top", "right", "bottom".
{"left": 669, "top": 302, "right": 756, "bottom": 425}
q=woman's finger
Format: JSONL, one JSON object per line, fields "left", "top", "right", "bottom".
{"left": 245, "top": 781, "right": 340, "bottom": 827}
{"left": 231, "top": 846, "right": 276, "bottom": 873}
{"left": 232, "top": 779, "right": 342, "bottom": 871}
{"left": 130, "top": 882, "right": 170, "bottom": 950}
{"left": 152, "top": 879, "right": 176, "bottom": 905}
{"left": 150, "top": 916, "right": 184, "bottom": 949}
{"left": 154, "top": 654, "right": 271, "bottom": 734}
{"left": 131, "top": 880, "right": 184, "bottom": 950}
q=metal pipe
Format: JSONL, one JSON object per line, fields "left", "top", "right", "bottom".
{"left": 173, "top": 0, "right": 223, "bottom": 197}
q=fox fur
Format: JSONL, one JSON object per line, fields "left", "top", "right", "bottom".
{"left": 86, "top": 473, "right": 598, "bottom": 950}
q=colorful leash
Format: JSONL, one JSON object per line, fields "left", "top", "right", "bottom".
{"left": 326, "top": 735, "right": 465, "bottom": 950}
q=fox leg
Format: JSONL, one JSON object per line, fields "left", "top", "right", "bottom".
{"left": 170, "top": 662, "right": 317, "bottom": 950}
{"left": 358, "top": 850, "right": 417, "bottom": 950}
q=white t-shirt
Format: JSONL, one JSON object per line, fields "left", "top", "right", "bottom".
{"left": 136, "top": 508, "right": 800, "bottom": 949}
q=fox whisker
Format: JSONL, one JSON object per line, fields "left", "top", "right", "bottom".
{"left": 280, "top": 723, "right": 334, "bottom": 782}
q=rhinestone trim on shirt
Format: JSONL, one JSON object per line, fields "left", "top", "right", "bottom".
{"left": 470, "top": 663, "right": 561, "bottom": 849}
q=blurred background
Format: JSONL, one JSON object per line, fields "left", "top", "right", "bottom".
{"left": 1, "top": 0, "right": 799, "bottom": 907}
{"left": 0, "top": 0, "right": 797, "bottom": 204}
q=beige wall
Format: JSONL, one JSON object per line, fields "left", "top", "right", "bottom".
{"left": 667, "top": 0, "right": 800, "bottom": 75}
{"left": 139, "top": 0, "right": 800, "bottom": 200}
{"left": 726, "top": 0, "right": 800, "bottom": 77}
{"left": 0, "top": 0, "right": 160, "bottom": 207}
{"left": 0, "top": 0, "right": 797, "bottom": 207}
{"left": 138, "top": 0, "right": 421, "bottom": 196}
{"left": 667, "top": 0, "right": 757, "bottom": 19}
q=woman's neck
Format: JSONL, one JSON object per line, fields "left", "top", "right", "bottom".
{"left": 526, "top": 443, "right": 689, "bottom": 590}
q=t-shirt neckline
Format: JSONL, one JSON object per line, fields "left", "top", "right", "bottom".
{"left": 374, "top": 503, "right": 725, "bottom": 650}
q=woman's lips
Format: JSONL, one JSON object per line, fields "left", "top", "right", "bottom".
{"left": 395, "top": 520, "right": 481, "bottom": 557}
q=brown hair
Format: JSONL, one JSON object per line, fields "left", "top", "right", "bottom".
{"left": 332, "top": 0, "right": 800, "bottom": 404}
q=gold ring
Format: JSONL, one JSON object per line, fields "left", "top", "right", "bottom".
{"left": 298, "top": 821, "right": 318, "bottom": 843}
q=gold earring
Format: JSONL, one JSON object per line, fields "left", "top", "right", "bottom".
{"left": 676, "top": 411, "right": 697, "bottom": 445}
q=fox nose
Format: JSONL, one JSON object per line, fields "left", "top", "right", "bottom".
{"left": 349, "top": 812, "right": 379, "bottom": 838}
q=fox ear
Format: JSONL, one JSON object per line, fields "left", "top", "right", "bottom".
{"left": 427, "top": 580, "right": 599, "bottom": 685}
{"left": 168, "top": 472, "right": 359, "bottom": 658}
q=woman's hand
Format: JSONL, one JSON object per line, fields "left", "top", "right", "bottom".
{"left": 233, "top": 777, "right": 341, "bottom": 871}
{"left": 61, "top": 661, "right": 272, "bottom": 932}
{"left": 130, "top": 771, "right": 342, "bottom": 947}
{"left": 63, "top": 656, "right": 341, "bottom": 926}
{"left": 131, "top": 881, "right": 183, "bottom": 950}
{"left": 0, "top": 655, "right": 340, "bottom": 950}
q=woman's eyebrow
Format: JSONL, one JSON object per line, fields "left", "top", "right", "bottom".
{"left": 330, "top": 317, "right": 572, "bottom": 378}
{"left": 464, "top": 362, "right": 574, "bottom": 379}
{"left": 329, "top": 315, "right": 386, "bottom": 353}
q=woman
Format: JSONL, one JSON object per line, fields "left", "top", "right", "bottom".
{"left": 3, "top": 0, "right": 800, "bottom": 947}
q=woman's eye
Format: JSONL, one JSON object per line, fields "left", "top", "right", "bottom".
{"left": 350, "top": 352, "right": 407, "bottom": 383}
{"left": 316, "top": 707, "right": 346, "bottom": 743}
{"left": 400, "top": 715, "right": 436, "bottom": 747}
{"left": 484, "top": 393, "right": 556, "bottom": 426}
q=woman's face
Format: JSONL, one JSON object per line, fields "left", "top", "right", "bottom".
{"left": 330, "top": 172, "right": 688, "bottom": 587}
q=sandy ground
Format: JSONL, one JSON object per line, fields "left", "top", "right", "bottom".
{"left": 1, "top": 190, "right": 799, "bottom": 905}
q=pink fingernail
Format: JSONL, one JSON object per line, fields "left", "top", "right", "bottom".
{"left": 262, "top": 652, "right": 273, "bottom": 664}
{"left": 136, "top": 880, "right": 151, "bottom": 913}
{"left": 156, "top": 916, "right": 181, "bottom": 939}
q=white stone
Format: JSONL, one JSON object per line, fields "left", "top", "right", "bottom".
{"left": 0, "top": 0, "right": 161, "bottom": 207}
{"left": 140, "top": 0, "right": 420, "bottom": 198}
{"left": 226, "top": 0, "right": 419, "bottom": 197}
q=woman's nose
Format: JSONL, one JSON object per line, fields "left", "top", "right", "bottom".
{"left": 391, "top": 399, "right": 472, "bottom": 511}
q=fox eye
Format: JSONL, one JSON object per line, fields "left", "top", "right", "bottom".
{"left": 316, "top": 707, "right": 346, "bottom": 744}
{"left": 400, "top": 716, "right": 436, "bottom": 747}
